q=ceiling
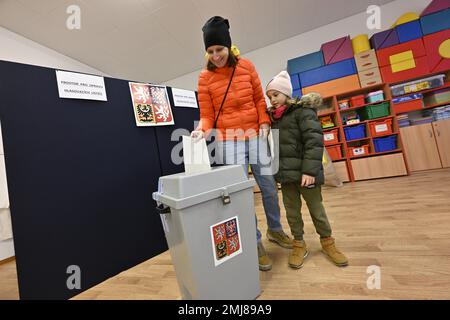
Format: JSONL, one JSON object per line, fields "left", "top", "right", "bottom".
{"left": 0, "top": 0, "right": 395, "bottom": 83}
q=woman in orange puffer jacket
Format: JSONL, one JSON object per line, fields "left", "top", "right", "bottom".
{"left": 190, "top": 16, "right": 293, "bottom": 271}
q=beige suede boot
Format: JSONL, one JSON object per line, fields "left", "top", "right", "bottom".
{"left": 320, "top": 237, "right": 348, "bottom": 267}
{"left": 288, "top": 240, "right": 308, "bottom": 269}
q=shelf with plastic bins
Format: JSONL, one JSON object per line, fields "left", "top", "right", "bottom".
{"left": 392, "top": 81, "right": 450, "bottom": 100}
{"left": 342, "top": 115, "right": 395, "bottom": 128}
{"left": 330, "top": 83, "right": 410, "bottom": 181}
{"left": 392, "top": 87, "right": 450, "bottom": 115}
{"left": 346, "top": 131, "right": 401, "bottom": 159}
{"left": 389, "top": 71, "right": 450, "bottom": 98}
{"left": 338, "top": 99, "right": 390, "bottom": 112}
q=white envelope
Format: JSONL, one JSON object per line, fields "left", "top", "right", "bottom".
{"left": 182, "top": 136, "right": 211, "bottom": 175}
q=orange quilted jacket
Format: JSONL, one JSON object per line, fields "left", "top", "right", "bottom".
{"left": 196, "top": 58, "right": 270, "bottom": 140}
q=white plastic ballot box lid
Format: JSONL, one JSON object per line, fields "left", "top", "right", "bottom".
{"left": 153, "top": 165, "right": 256, "bottom": 210}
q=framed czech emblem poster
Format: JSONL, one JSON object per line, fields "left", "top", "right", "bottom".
{"left": 129, "top": 82, "right": 174, "bottom": 126}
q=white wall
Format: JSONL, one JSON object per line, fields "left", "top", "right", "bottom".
{"left": 0, "top": 26, "right": 107, "bottom": 261}
{"left": 164, "top": 0, "right": 430, "bottom": 92}
{"left": 0, "top": 26, "right": 108, "bottom": 75}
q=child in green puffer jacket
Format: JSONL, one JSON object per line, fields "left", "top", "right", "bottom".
{"left": 265, "top": 71, "right": 348, "bottom": 269}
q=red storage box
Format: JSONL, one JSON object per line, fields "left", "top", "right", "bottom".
{"left": 349, "top": 145, "right": 370, "bottom": 157}
{"left": 350, "top": 95, "right": 365, "bottom": 107}
{"left": 323, "top": 129, "right": 339, "bottom": 145}
{"left": 326, "top": 145, "right": 342, "bottom": 161}
{"left": 369, "top": 118, "right": 393, "bottom": 137}
{"left": 393, "top": 99, "right": 424, "bottom": 114}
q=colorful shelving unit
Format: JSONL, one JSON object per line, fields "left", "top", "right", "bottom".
{"left": 317, "top": 84, "right": 410, "bottom": 182}
{"left": 286, "top": 0, "right": 450, "bottom": 182}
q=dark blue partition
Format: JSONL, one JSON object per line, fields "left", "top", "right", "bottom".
{"left": 0, "top": 60, "right": 179, "bottom": 299}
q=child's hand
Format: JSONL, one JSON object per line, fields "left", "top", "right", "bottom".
{"left": 259, "top": 123, "right": 270, "bottom": 139}
{"left": 301, "top": 174, "right": 315, "bottom": 187}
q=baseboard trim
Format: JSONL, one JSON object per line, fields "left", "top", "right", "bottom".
{"left": 0, "top": 256, "right": 15, "bottom": 265}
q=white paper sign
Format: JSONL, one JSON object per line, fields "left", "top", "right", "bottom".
{"left": 324, "top": 133, "right": 335, "bottom": 141}
{"left": 171, "top": 88, "right": 198, "bottom": 108}
{"left": 353, "top": 147, "right": 366, "bottom": 156}
{"left": 182, "top": 136, "right": 211, "bottom": 174}
{"left": 56, "top": 70, "right": 107, "bottom": 101}
{"left": 375, "top": 124, "right": 388, "bottom": 133}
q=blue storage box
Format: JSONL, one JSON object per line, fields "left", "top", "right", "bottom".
{"left": 290, "top": 73, "right": 301, "bottom": 90}
{"left": 373, "top": 135, "right": 397, "bottom": 152}
{"left": 344, "top": 123, "right": 366, "bottom": 141}
{"left": 287, "top": 51, "right": 325, "bottom": 75}
{"left": 396, "top": 20, "right": 423, "bottom": 43}
{"left": 292, "top": 88, "right": 302, "bottom": 98}
{"left": 299, "top": 58, "right": 357, "bottom": 87}
{"left": 420, "top": 8, "right": 450, "bottom": 35}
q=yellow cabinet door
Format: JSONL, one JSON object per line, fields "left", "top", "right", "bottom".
{"left": 400, "top": 123, "right": 442, "bottom": 171}
{"left": 433, "top": 119, "right": 450, "bottom": 168}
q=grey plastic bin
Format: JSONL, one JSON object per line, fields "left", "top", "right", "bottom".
{"left": 152, "top": 165, "right": 260, "bottom": 300}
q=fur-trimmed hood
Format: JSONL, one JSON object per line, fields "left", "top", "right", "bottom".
{"left": 269, "top": 92, "right": 323, "bottom": 122}
{"left": 297, "top": 92, "right": 323, "bottom": 109}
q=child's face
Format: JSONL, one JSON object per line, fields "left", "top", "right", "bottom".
{"left": 267, "top": 90, "right": 288, "bottom": 108}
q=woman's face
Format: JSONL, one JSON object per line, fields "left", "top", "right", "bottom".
{"left": 206, "top": 45, "right": 229, "bottom": 68}
{"left": 267, "top": 90, "right": 288, "bottom": 108}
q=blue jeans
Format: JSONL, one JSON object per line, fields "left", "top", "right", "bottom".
{"left": 217, "top": 137, "right": 282, "bottom": 242}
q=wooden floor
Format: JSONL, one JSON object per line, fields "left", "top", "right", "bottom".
{"left": 2, "top": 168, "right": 450, "bottom": 300}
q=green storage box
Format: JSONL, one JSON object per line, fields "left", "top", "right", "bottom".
{"left": 361, "top": 101, "right": 390, "bottom": 120}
